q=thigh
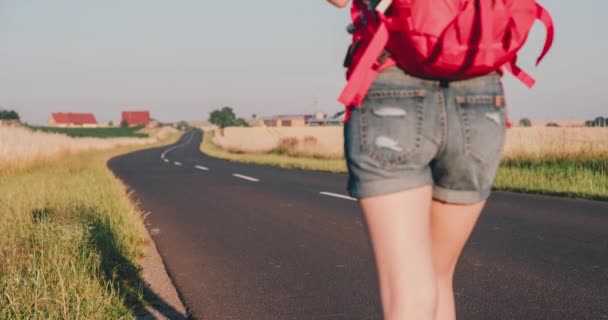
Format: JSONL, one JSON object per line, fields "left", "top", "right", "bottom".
{"left": 359, "top": 186, "right": 437, "bottom": 302}
{"left": 430, "top": 200, "right": 485, "bottom": 278}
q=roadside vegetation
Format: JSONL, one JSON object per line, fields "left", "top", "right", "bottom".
{"left": 496, "top": 127, "right": 608, "bottom": 201}
{"left": 0, "top": 126, "right": 179, "bottom": 319}
{"left": 202, "top": 130, "right": 346, "bottom": 172}
{"left": 201, "top": 126, "right": 608, "bottom": 201}
{"left": 30, "top": 125, "right": 150, "bottom": 138}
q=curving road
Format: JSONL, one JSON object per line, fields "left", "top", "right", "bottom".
{"left": 108, "top": 130, "right": 608, "bottom": 320}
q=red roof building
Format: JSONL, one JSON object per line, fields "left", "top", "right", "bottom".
{"left": 121, "top": 111, "right": 150, "bottom": 127}
{"left": 48, "top": 113, "right": 98, "bottom": 127}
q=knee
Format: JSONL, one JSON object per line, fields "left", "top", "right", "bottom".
{"left": 386, "top": 284, "right": 438, "bottom": 319}
{"left": 434, "top": 264, "right": 456, "bottom": 284}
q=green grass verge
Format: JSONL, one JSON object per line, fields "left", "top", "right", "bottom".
{"left": 201, "top": 131, "right": 608, "bottom": 201}
{"left": 31, "top": 126, "right": 149, "bottom": 138}
{"left": 0, "top": 135, "right": 178, "bottom": 319}
{"left": 200, "top": 130, "right": 347, "bottom": 173}
{"left": 494, "top": 156, "right": 608, "bottom": 201}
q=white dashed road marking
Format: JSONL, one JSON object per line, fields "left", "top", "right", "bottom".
{"left": 174, "top": 162, "right": 182, "bottom": 166}
{"left": 320, "top": 192, "right": 357, "bottom": 201}
{"left": 233, "top": 174, "right": 260, "bottom": 182}
{"left": 163, "top": 159, "right": 170, "bottom": 163}
{"left": 195, "top": 165, "right": 209, "bottom": 171}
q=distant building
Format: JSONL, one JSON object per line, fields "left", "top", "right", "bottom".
{"left": 48, "top": 113, "right": 98, "bottom": 128}
{"left": 251, "top": 113, "right": 334, "bottom": 127}
{"left": 308, "top": 111, "right": 344, "bottom": 126}
{"left": 249, "top": 114, "right": 306, "bottom": 127}
{"left": 121, "top": 111, "right": 150, "bottom": 127}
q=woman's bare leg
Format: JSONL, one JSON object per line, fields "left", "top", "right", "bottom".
{"left": 360, "top": 186, "right": 437, "bottom": 320}
{"left": 430, "top": 200, "right": 485, "bottom": 320}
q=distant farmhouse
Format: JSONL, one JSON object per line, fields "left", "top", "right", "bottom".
{"left": 121, "top": 111, "right": 150, "bottom": 127}
{"left": 48, "top": 113, "right": 98, "bottom": 128}
{"left": 251, "top": 112, "right": 344, "bottom": 127}
{"left": 251, "top": 114, "right": 307, "bottom": 127}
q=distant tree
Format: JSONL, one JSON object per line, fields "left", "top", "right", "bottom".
{"left": 595, "top": 116, "right": 605, "bottom": 127}
{"left": 546, "top": 122, "right": 560, "bottom": 127}
{"left": 236, "top": 118, "right": 250, "bottom": 127}
{"left": 108, "top": 121, "right": 114, "bottom": 127}
{"left": 585, "top": 120, "right": 594, "bottom": 127}
{"left": 519, "top": 118, "right": 532, "bottom": 127}
{"left": 176, "top": 121, "right": 190, "bottom": 131}
{"left": 0, "top": 109, "right": 20, "bottom": 120}
{"left": 120, "top": 120, "right": 129, "bottom": 128}
{"left": 252, "top": 114, "right": 257, "bottom": 119}
{"left": 209, "top": 106, "right": 248, "bottom": 128}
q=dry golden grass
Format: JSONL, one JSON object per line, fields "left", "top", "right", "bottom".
{"left": 212, "top": 126, "right": 344, "bottom": 158}
{"left": 204, "top": 126, "right": 608, "bottom": 200}
{"left": 503, "top": 127, "right": 608, "bottom": 159}
{"left": 211, "top": 126, "right": 608, "bottom": 160}
{"left": 0, "top": 126, "right": 178, "bottom": 170}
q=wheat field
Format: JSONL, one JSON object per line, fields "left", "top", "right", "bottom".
{"left": 211, "top": 126, "right": 608, "bottom": 160}
{"left": 503, "top": 127, "right": 608, "bottom": 159}
{"left": 213, "top": 126, "right": 345, "bottom": 159}
{"left": 0, "top": 125, "right": 178, "bottom": 170}
{"left": 204, "top": 126, "right": 608, "bottom": 199}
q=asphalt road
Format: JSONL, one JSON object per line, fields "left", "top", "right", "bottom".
{"left": 108, "top": 130, "right": 608, "bottom": 320}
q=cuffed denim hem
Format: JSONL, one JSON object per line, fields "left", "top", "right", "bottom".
{"left": 348, "top": 170, "right": 433, "bottom": 200}
{"left": 432, "top": 186, "right": 492, "bottom": 205}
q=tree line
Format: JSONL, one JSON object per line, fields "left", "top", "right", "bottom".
{"left": 584, "top": 117, "right": 608, "bottom": 127}
{"left": 0, "top": 109, "right": 20, "bottom": 120}
{"left": 519, "top": 117, "right": 608, "bottom": 128}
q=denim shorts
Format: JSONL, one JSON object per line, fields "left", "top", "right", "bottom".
{"left": 344, "top": 67, "right": 507, "bottom": 204}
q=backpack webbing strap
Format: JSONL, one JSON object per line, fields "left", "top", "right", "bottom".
{"left": 504, "top": 3, "right": 554, "bottom": 88}
{"left": 339, "top": 14, "right": 394, "bottom": 107}
{"left": 505, "top": 55, "right": 536, "bottom": 88}
{"left": 535, "top": 3, "right": 554, "bottom": 65}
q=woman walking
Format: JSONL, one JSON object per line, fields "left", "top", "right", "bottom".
{"left": 327, "top": 0, "right": 553, "bottom": 319}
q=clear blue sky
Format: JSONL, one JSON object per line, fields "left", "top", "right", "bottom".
{"left": 0, "top": 1, "right": 605, "bottom": 125}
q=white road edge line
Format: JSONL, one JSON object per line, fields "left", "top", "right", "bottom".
{"left": 194, "top": 165, "right": 209, "bottom": 171}
{"left": 320, "top": 192, "right": 357, "bottom": 201}
{"left": 233, "top": 174, "right": 260, "bottom": 182}
{"left": 174, "top": 162, "right": 182, "bottom": 166}
{"left": 160, "top": 131, "right": 195, "bottom": 160}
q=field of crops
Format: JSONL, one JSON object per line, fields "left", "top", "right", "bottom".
{"left": 204, "top": 126, "right": 608, "bottom": 200}
{"left": 31, "top": 125, "right": 149, "bottom": 138}
{"left": 0, "top": 125, "right": 177, "bottom": 172}
{"left": 212, "top": 126, "right": 608, "bottom": 160}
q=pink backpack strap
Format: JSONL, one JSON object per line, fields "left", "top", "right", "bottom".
{"left": 339, "top": 13, "right": 395, "bottom": 107}
{"left": 505, "top": 3, "right": 554, "bottom": 88}
{"left": 535, "top": 3, "right": 555, "bottom": 65}
{"left": 505, "top": 55, "right": 536, "bottom": 88}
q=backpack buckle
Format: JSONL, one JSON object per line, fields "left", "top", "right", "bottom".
{"left": 375, "top": 0, "right": 392, "bottom": 14}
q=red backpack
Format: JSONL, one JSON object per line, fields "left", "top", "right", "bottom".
{"left": 339, "top": 0, "right": 555, "bottom": 108}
